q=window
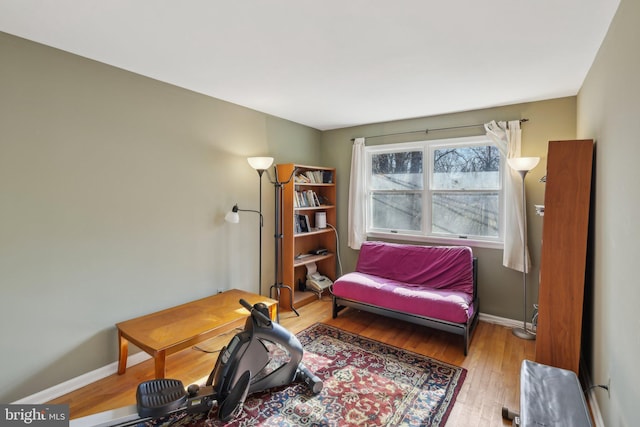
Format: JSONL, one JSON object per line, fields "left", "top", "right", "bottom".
{"left": 365, "top": 135, "right": 503, "bottom": 247}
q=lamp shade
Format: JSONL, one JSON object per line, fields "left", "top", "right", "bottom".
{"left": 225, "top": 205, "right": 240, "bottom": 224}
{"left": 507, "top": 157, "right": 540, "bottom": 172}
{"left": 247, "top": 157, "right": 274, "bottom": 171}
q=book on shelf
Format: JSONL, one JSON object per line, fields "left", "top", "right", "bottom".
{"left": 295, "top": 170, "right": 333, "bottom": 184}
{"left": 294, "top": 174, "right": 310, "bottom": 184}
{"left": 294, "top": 189, "right": 323, "bottom": 208}
{"left": 294, "top": 214, "right": 311, "bottom": 234}
{"left": 317, "top": 194, "right": 331, "bottom": 206}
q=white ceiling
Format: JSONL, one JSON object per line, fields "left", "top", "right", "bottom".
{"left": 0, "top": 0, "right": 620, "bottom": 130}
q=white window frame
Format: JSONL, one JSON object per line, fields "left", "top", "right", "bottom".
{"left": 365, "top": 135, "right": 504, "bottom": 249}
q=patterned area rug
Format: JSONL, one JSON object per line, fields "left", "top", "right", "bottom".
{"left": 138, "top": 323, "right": 466, "bottom": 426}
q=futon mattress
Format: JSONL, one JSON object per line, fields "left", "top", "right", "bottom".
{"left": 331, "top": 272, "right": 475, "bottom": 324}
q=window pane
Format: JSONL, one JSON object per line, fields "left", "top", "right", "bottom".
{"left": 370, "top": 151, "right": 423, "bottom": 190}
{"left": 371, "top": 192, "right": 421, "bottom": 231}
{"left": 432, "top": 145, "right": 500, "bottom": 190}
{"left": 432, "top": 192, "right": 499, "bottom": 237}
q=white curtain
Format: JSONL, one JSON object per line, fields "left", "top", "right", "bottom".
{"left": 485, "top": 120, "right": 530, "bottom": 273}
{"left": 348, "top": 137, "right": 366, "bottom": 250}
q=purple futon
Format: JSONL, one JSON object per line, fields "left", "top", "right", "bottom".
{"left": 332, "top": 241, "right": 479, "bottom": 355}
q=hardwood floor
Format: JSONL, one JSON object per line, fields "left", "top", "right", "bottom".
{"left": 49, "top": 296, "right": 535, "bottom": 426}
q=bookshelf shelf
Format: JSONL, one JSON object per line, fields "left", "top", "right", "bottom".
{"left": 293, "top": 253, "right": 334, "bottom": 268}
{"left": 294, "top": 205, "right": 334, "bottom": 212}
{"left": 294, "top": 227, "right": 334, "bottom": 237}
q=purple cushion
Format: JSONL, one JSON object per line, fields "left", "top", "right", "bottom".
{"left": 332, "top": 272, "right": 475, "bottom": 324}
{"left": 355, "top": 241, "right": 474, "bottom": 294}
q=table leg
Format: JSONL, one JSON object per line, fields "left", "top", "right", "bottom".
{"left": 117, "top": 331, "right": 128, "bottom": 375}
{"left": 154, "top": 350, "right": 166, "bottom": 379}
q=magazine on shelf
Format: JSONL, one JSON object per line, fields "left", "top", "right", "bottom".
{"left": 295, "top": 214, "right": 311, "bottom": 233}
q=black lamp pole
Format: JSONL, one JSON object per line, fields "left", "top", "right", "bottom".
{"left": 245, "top": 157, "right": 274, "bottom": 296}
{"left": 256, "top": 168, "right": 265, "bottom": 295}
{"left": 267, "top": 165, "right": 299, "bottom": 322}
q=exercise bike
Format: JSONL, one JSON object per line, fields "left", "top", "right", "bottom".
{"left": 135, "top": 298, "right": 323, "bottom": 423}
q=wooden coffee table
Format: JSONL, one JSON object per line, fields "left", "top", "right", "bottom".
{"left": 116, "top": 289, "right": 277, "bottom": 378}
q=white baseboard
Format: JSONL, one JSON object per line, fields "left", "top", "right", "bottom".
{"left": 580, "top": 361, "right": 605, "bottom": 427}
{"left": 478, "top": 312, "right": 535, "bottom": 331}
{"left": 12, "top": 352, "right": 151, "bottom": 405}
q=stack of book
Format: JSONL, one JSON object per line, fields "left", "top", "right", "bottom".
{"left": 294, "top": 190, "right": 322, "bottom": 208}
{"left": 295, "top": 170, "right": 332, "bottom": 184}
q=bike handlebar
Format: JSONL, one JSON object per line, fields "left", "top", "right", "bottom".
{"left": 239, "top": 298, "right": 272, "bottom": 326}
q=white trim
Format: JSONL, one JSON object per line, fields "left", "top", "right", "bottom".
{"left": 586, "top": 386, "right": 605, "bottom": 427}
{"left": 580, "top": 361, "right": 606, "bottom": 427}
{"left": 69, "top": 373, "right": 213, "bottom": 427}
{"left": 367, "top": 231, "right": 504, "bottom": 250}
{"left": 70, "top": 405, "right": 139, "bottom": 427}
{"left": 11, "top": 352, "right": 151, "bottom": 404}
{"left": 479, "top": 312, "right": 535, "bottom": 331}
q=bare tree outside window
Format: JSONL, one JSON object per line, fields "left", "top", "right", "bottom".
{"left": 366, "top": 137, "right": 502, "bottom": 241}
{"left": 370, "top": 151, "right": 422, "bottom": 231}
{"left": 432, "top": 145, "right": 500, "bottom": 237}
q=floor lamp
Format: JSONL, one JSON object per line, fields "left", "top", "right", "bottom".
{"left": 266, "top": 164, "right": 299, "bottom": 322}
{"left": 224, "top": 156, "right": 274, "bottom": 296}
{"left": 508, "top": 156, "right": 540, "bottom": 340}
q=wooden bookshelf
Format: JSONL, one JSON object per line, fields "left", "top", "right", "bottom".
{"left": 277, "top": 164, "right": 337, "bottom": 310}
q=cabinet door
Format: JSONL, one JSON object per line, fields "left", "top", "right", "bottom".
{"left": 535, "top": 140, "right": 593, "bottom": 374}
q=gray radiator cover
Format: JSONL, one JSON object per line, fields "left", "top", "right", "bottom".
{"left": 520, "top": 360, "right": 592, "bottom": 427}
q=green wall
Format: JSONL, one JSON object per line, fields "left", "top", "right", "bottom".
{"left": 321, "top": 97, "right": 577, "bottom": 322}
{"left": 577, "top": 0, "right": 639, "bottom": 424}
{"left": 0, "top": 32, "right": 321, "bottom": 402}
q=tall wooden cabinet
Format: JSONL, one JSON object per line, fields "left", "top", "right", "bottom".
{"left": 277, "top": 164, "right": 337, "bottom": 310}
{"left": 535, "top": 140, "right": 594, "bottom": 374}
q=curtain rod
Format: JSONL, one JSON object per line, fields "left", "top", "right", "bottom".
{"left": 350, "top": 118, "right": 529, "bottom": 141}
